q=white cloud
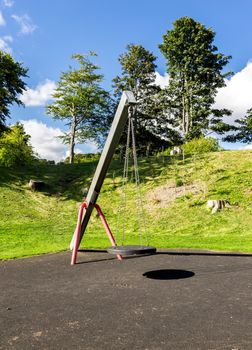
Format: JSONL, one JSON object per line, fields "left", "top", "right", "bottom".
{"left": 21, "top": 119, "right": 68, "bottom": 162}
{"left": 65, "top": 148, "right": 84, "bottom": 158}
{"left": 21, "top": 80, "right": 56, "bottom": 107}
{"left": 0, "top": 35, "right": 13, "bottom": 53}
{"left": 215, "top": 61, "right": 252, "bottom": 121}
{"left": 11, "top": 14, "right": 37, "bottom": 35}
{"left": 64, "top": 142, "right": 98, "bottom": 159}
{"left": 21, "top": 119, "right": 98, "bottom": 162}
{"left": 154, "top": 71, "right": 169, "bottom": 89}
{"left": 83, "top": 140, "right": 98, "bottom": 153}
{"left": 240, "top": 144, "right": 252, "bottom": 150}
{"left": 0, "top": 11, "right": 6, "bottom": 26}
{"left": 64, "top": 143, "right": 98, "bottom": 159}
{"left": 155, "top": 63, "right": 252, "bottom": 123}
{"left": 2, "top": 0, "right": 14, "bottom": 7}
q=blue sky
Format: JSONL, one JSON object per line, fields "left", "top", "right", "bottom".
{"left": 1, "top": 0, "right": 252, "bottom": 160}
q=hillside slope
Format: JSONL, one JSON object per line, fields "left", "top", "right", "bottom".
{"left": 0, "top": 150, "right": 251, "bottom": 259}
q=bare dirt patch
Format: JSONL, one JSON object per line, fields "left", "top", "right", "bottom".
{"left": 146, "top": 181, "right": 205, "bottom": 209}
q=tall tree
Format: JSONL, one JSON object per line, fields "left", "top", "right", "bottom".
{"left": 46, "top": 53, "right": 111, "bottom": 164}
{"left": 223, "top": 108, "right": 252, "bottom": 144}
{"left": 0, "top": 51, "right": 28, "bottom": 131}
{"left": 113, "top": 44, "right": 179, "bottom": 154}
{"left": 159, "top": 17, "right": 233, "bottom": 140}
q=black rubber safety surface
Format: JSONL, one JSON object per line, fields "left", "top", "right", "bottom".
{"left": 0, "top": 249, "right": 252, "bottom": 350}
{"left": 107, "top": 245, "right": 156, "bottom": 256}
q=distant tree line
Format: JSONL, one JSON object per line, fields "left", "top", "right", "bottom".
{"left": 0, "top": 16, "right": 251, "bottom": 166}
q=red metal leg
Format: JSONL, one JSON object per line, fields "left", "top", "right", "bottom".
{"left": 94, "top": 204, "right": 122, "bottom": 261}
{"left": 71, "top": 202, "right": 87, "bottom": 265}
{"left": 71, "top": 202, "right": 122, "bottom": 265}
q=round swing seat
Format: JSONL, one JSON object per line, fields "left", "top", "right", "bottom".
{"left": 107, "top": 245, "right": 156, "bottom": 256}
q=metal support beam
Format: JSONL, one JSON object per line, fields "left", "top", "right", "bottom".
{"left": 70, "top": 91, "right": 137, "bottom": 249}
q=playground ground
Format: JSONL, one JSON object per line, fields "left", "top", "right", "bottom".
{"left": 0, "top": 250, "right": 251, "bottom": 350}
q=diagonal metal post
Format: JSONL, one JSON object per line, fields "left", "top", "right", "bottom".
{"left": 70, "top": 91, "right": 137, "bottom": 250}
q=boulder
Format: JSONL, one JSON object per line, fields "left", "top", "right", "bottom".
{"left": 29, "top": 180, "right": 45, "bottom": 191}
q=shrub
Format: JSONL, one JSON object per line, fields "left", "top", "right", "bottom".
{"left": 157, "top": 147, "right": 173, "bottom": 157}
{"left": 182, "top": 136, "right": 220, "bottom": 155}
{"left": 64, "top": 153, "right": 100, "bottom": 163}
{"left": 0, "top": 123, "right": 36, "bottom": 166}
{"left": 175, "top": 178, "right": 184, "bottom": 187}
{"left": 38, "top": 159, "right": 55, "bottom": 165}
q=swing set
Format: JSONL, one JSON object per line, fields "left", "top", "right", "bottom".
{"left": 70, "top": 91, "right": 156, "bottom": 265}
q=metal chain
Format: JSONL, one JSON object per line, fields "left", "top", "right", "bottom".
{"left": 130, "top": 115, "right": 148, "bottom": 246}
{"left": 116, "top": 105, "right": 148, "bottom": 246}
{"left": 116, "top": 116, "right": 131, "bottom": 244}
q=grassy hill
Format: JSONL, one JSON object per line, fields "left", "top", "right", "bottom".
{"left": 0, "top": 150, "right": 252, "bottom": 260}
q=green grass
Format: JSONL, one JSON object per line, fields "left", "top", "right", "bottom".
{"left": 0, "top": 150, "right": 252, "bottom": 260}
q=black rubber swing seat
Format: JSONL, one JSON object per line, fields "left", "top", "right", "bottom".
{"left": 107, "top": 245, "right": 156, "bottom": 256}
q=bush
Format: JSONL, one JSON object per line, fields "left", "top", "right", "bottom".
{"left": 182, "top": 136, "right": 220, "bottom": 155}
{"left": 157, "top": 147, "right": 173, "bottom": 157}
{"left": 38, "top": 159, "right": 55, "bottom": 165}
{"left": 0, "top": 123, "right": 36, "bottom": 166}
{"left": 175, "top": 178, "right": 184, "bottom": 187}
{"left": 64, "top": 153, "right": 100, "bottom": 164}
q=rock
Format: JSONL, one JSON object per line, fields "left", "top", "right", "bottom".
{"left": 81, "top": 187, "right": 89, "bottom": 196}
{"left": 170, "top": 146, "right": 182, "bottom": 156}
{"left": 206, "top": 199, "right": 232, "bottom": 214}
{"left": 170, "top": 149, "right": 177, "bottom": 156}
{"left": 174, "top": 146, "right": 182, "bottom": 154}
{"left": 28, "top": 180, "right": 45, "bottom": 191}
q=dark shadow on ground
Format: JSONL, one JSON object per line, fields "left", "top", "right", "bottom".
{"left": 78, "top": 249, "right": 108, "bottom": 253}
{"left": 143, "top": 269, "right": 195, "bottom": 280}
{"left": 76, "top": 257, "right": 116, "bottom": 264}
{"left": 77, "top": 249, "right": 252, "bottom": 260}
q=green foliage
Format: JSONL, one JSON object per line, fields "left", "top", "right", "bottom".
{"left": 47, "top": 52, "right": 111, "bottom": 164}
{"left": 64, "top": 153, "right": 100, "bottom": 163}
{"left": 38, "top": 159, "right": 55, "bottom": 165}
{"left": 182, "top": 136, "right": 220, "bottom": 155}
{"left": 159, "top": 17, "right": 233, "bottom": 139}
{"left": 0, "top": 123, "right": 36, "bottom": 166}
{"left": 113, "top": 44, "right": 157, "bottom": 95}
{"left": 0, "top": 51, "right": 28, "bottom": 128}
{"left": 224, "top": 108, "right": 252, "bottom": 144}
{"left": 113, "top": 44, "right": 180, "bottom": 152}
{"left": 157, "top": 147, "right": 173, "bottom": 157}
{"left": 175, "top": 177, "right": 184, "bottom": 187}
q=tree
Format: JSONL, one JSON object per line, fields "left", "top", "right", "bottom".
{"left": 46, "top": 53, "right": 111, "bottom": 164}
{"left": 0, "top": 51, "right": 28, "bottom": 130}
{"left": 0, "top": 123, "right": 36, "bottom": 166}
{"left": 159, "top": 17, "right": 233, "bottom": 140}
{"left": 112, "top": 44, "right": 179, "bottom": 154}
{"left": 223, "top": 108, "right": 252, "bottom": 144}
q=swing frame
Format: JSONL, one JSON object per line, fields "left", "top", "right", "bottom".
{"left": 70, "top": 90, "right": 156, "bottom": 265}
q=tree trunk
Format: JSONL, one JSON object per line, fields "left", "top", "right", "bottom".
{"left": 189, "top": 90, "right": 193, "bottom": 131}
{"left": 185, "top": 97, "right": 190, "bottom": 135}
{"left": 69, "top": 109, "right": 77, "bottom": 164}
{"left": 146, "top": 142, "right": 151, "bottom": 157}
{"left": 184, "top": 76, "right": 190, "bottom": 136}
{"left": 182, "top": 95, "right": 186, "bottom": 134}
{"left": 181, "top": 75, "right": 190, "bottom": 137}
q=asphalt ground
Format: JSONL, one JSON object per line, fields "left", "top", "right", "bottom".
{"left": 0, "top": 250, "right": 251, "bottom": 350}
